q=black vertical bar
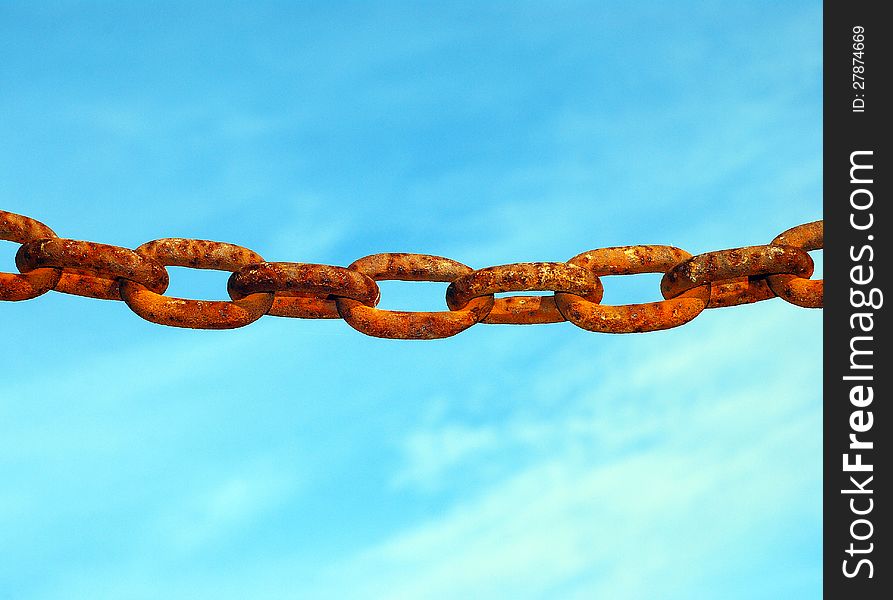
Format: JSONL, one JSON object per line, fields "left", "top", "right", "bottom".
{"left": 825, "top": 0, "right": 888, "bottom": 597}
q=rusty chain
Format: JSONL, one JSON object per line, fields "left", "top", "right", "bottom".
{"left": 1, "top": 210, "right": 823, "bottom": 338}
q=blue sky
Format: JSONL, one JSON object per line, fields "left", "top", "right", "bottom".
{"left": 1, "top": 2, "right": 822, "bottom": 598}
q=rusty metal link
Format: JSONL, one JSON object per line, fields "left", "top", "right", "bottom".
{"left": 120, "top": 239, "right": 275, "bottom": 329}
{"left": 228, "top": 262, "right": 380, "bottom": 318}
{"left": 446, "top": 262, "right": 604, "bottom": 325}
{"left": 0, "top": 209, "right": 823, "bottom": 336}
{"left": 16, "top": 238, "right": 169, "bottom": 300}
{"left": 336, "top": 253, "right": 494, "bottom": 339}
{"left": 0, "top": 211, "right": 61, "bottom": 301}
{"left": 555, "top": 245, "right": 709, "bottom": 333}
{"left": 660, "top": 245, "right": 814, "bottom": 308}
{"left": 767, "top": 220, "right": 823, "bottom": 308}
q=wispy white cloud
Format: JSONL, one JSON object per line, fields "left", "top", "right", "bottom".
{"left": 150, "top": 458, "right": 299, "bottom": 554}
{"left": 311, "top": 317, "right": 820, "bottom": 599}
{"left": 390, "top": 305, "right": 818, "bottom": 490}
{"left": 392, "top": 424, "right": 500, "bottom": 491}
{"left": 15, "top": 302, "right": 821, "bottom": 600}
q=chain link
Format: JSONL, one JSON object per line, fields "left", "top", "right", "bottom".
{"left": 447, "top": 262, "right": 605, "bottom": 325}
{"left": 120, "top": 239, "right": 275, "bottom": 329}
{"left": 336, "top": 253, "right": 493, "bottom": 339}
{"left": 0, "top": 211, "right": 61, "bottom": 301}
{"left": 555, "top": 245, "right": 708, "bottom": 333}
{"left": 767, "top": 220, "right": 823, "bottom": 308}
{"left": 660, "top": 244, "right": 814, "bottom": 307}
{"left": 1, "top": 210, "right": 823, "bottom": 338}
{"left": 16, "top": 238, "right": 169, "bottom": 300}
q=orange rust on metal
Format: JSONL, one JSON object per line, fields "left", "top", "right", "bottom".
{"left": 767, "top": 220, "right": 823, "bottom": 308}
{"left": 335, "top": 253, "right": 494, "bottom": 339}
{"left": 269, "top": 294, "right": 343, "bottom": 319}
{"left": 555, "top": 245, "right": 708, "bottom": 333}
{"left": 0, "top": 211, "right": 57, "bottom": 244}
{"left": 119, "top": 238, "right": 274, "bottom": 329}
{"left": 15, "top": 238, "right": 169, "bottom": 300}
{"left": 347, "top": 253, "right": 473, "bottom": 282}
{"left": 558, "top": 290, "right": 708, "bottom": 333}
{"left": 660, "top": 245, "right": 814, "bottom": 308}
{"left": 0, "top": 211, "right": 824, "bottom": 336}
{"left": 0, "top": 210, "right": 61, "bottom": 301}
{"left": 446, "top": 262, "right": 604, "bottom": 325}
{"left": 704, "top": 277, "right": 776, "bottom": 308}
{"left": 483, "top": 296, "right": 567, "bottom": 325}
{"left": 228, "top": 262, "right": 380, "bottom": 318}
{"left": 567, "top": 245, "right": 693, "bottom": 275}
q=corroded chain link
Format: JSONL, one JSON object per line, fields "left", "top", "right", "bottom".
{"left": 1, "top": 210, "right": 823, "bottom": 339}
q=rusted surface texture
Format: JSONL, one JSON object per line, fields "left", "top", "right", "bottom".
{"left": 446, "top": 262, "right": 603, "bottom": 325}
{"left": 337, "top": 253, "right": 493, "bottom": 339}
{"left": 16, "top": 238, "right": 169, "bottom": 300}
{"left": 704, "top": 277, "right": 776, "bottom": 307}
{"left": 120, "top": 238, "right": 273, "bottom": 329}
{"left": 0, "top": 210, "right": 61, "bottom": 301}
{"left": 556, "top": 245, "right": 706, "bottom": 333}
{"left": 348, "top": 253, "right": 473, "bottom": 282}
{"left": 765, "top": 275, "right": 823, "bottom": 309}
{"left": 771, "top": 220, "right": 823, "bottom": 251}
{"left": 483, "top": 296, "right": 567, "bottom": 325}
{"left": 567, "top": 245, "right": 693, "bottom": 275}
{"left": 135, "top": 238, "right": 265, "bottom": 270}
{"left": 660, "top": 244, "right": 814, "bottom": 308}
{"left": 0, "top": 211, "right": 824, "bottom": 335}
{"left": 229, "top": 262, "right": 380, "bottom": 319}
{"left": 556, "top": 293, "right": 708, "bottom": 333}
{"left": 338, "top": 302, "right": 492, "bottom": 338}
{"left": 121, "top": 284, "right": 273, "bottom": 329}
{"left": 0, "top": 210, "right": 57, "bottom": 243}
{"left": 268, "top": 294, "right": 343, "bottom": 319}
{"left": 767, "top": 220, "right": 823, "bottom": 308}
